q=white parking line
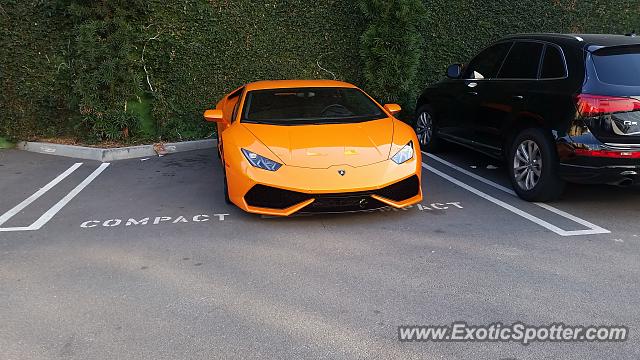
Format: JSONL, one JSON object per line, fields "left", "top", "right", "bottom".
{"left": 423, "top": 152, "right": 610, "bottom": 236}
{"left": 30, "top": 163, "right": 110, "bottom": 230}
{"left": 427, "top": 154, "right": 516, "bottom": 194}
{"left": 0, "top": 163, "right": 83, "bottom": 227}
{"left": 0, "top": 163, "right": 110, "bottom": 232}
{"left": 533, "top": 203, "right": 610, "bottom": 236}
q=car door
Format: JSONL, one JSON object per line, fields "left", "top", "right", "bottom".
{"left": 473, "top": 41, "right": 544, "bottom": 152}
{"left": 441, "top": 42, "right": 513, "bottom": 145}
{"left": 429, "top": 80, "right": 474, "bottom": 139}
{"left": 525, "top": 44, "right": 575, "bottom": 138}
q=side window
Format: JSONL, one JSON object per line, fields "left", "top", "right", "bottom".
{"left": 498, "top": 41, "right": 544, "bottom": 79}
{"left": 224, "top": 89, "right": 244, "bottom": 122}
{"left": 464, "top": 42, "right": 513, "bottom": 79}
{"left": 230, "top": 90, "right": 244, "bottom": 123}
{"left": 540, "top": 45, "right": 567, "bottom": 79}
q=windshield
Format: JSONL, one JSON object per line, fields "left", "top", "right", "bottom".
{"left": 592, "top": 45, "right": 640, "bottom": 86}
{"left": 241, "top": 87, "right": 385, "bottom": 124}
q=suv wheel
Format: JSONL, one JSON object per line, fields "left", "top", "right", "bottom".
{"left": 415, "top": 105, "right": 442, "bottom": 152}
{"left": 508, "top": 128, "right": 565, "bottom": 202}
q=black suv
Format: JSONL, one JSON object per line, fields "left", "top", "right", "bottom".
{"left": 415, "top": 33, "right": 640, "bottom": 201}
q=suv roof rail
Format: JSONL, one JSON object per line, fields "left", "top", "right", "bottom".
{"left": 625, "top": 31, "right": 637, "bottom": 37}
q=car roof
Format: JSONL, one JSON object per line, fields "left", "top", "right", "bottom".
{"left": 244, "top": 80, "right": 357, "bottom": 91}
{"left": 501, "top": 33, "right": 640, "bottom": 50}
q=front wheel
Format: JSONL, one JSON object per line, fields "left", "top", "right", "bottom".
{"left": 508, "top": 128, "right": 565, "bottom": 202}
{"left": 222, "top": 163, "right": 232, "bottom": 205}
{"left": 414, "top": 105, "right": 442, "bottom": 152}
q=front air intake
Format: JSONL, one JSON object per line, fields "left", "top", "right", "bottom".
{"left": 244, "top": 175, "right": 420, "bottom": 212}
{"left": 376, "top": 175, "right": 420, "bottom": 202}
{"left": 244, "top": 185, "right": 312, "bottom": 209}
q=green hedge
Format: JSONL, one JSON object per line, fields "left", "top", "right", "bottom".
{"left": 1, "top": 1, "right": 638, "bottom": 143}
{"left": 1, "top": 0, "right": 364, "bottom": 142}
{"left": 359, "top": 0, "right": 427, "bottom": 110}
{"left": 418, "top": 0, "right": 640, "bottom": 89}
{"left": 0, "top": 1, "right": 72, "bottom": 140}
{"left": 144, "top": 0, "right": 364, "bottom": 141}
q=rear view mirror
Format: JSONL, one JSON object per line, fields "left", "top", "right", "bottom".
{"left": 447, "top": 64, "right": 463, "bottom": 79}
{"left": 204, "top": 109, "right": 225, "bottom": 123}
{"left": 384, "top": 104, "right": 402, "bottom": 116}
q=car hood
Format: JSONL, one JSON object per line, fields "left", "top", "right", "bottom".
{"left": 242, "top": 118, "right": 394, "bottom": 168}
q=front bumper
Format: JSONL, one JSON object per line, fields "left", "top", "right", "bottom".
{"left": 226, "top": 156, "right": 423, "bottom": 216}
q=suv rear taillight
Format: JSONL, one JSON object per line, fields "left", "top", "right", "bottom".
{"left": 574, "top": 149, "right": 640, "bottom": 159}
{"left": 576, "top": 94, "right": 640, "bottom": 117}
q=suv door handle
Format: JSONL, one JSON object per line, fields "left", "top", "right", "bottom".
{"left": 512, "top": 95, "right": 524, "bottom": 100}
{"left": 467, "top": 91, "right": 478, "bottom": 96}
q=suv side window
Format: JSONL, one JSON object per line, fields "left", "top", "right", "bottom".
{"left": 540, "top": 45, "right": 567, "bottom": 79}
{"left": 498, "top": 41, "right": 544, "bottom": 79}
{"left": 464, "top": 42, "right": 513, "bottom": 79}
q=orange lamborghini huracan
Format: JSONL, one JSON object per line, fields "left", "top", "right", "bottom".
{"left": 204, "top": 80, "right": 423, "bottom": 216}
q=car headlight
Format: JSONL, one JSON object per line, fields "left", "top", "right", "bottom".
{"left": 241, "top": 148, "right": 282, "bottom": 171}
{"left": 391, "top": 141, "right": 414, "bottom": 164}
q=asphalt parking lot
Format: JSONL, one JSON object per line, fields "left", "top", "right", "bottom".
{"left": 1, "top": 146, "right": 639, "bottom": 360}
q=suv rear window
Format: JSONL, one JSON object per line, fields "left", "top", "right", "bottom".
{"left": 592, "top": 45, "right": 640, "bottom": 86}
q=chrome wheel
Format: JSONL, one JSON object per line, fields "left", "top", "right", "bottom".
{"left": 416, "top": 111, "right": 433, "bottom": 146}
{"left": 513, "top": 140, "right": 542, "bottom": 191}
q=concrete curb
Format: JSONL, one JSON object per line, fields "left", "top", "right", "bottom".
{"left": 16, "top": 139, "right": 217, "bottom": 162}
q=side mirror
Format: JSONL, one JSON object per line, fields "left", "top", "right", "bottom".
{"left": 204, "top": 109, "right": 225, "bottom": 123}
{"left": 446, "top": 64, "right": 463, "bottom": 79}
{"left": 384, "top": 103, "right": 402, "bottom": 116}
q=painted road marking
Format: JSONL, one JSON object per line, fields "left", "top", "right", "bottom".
{"left": 426, "top": 153, "right": 609, "bottom": 236}
{"left": 0, "top": 163, "right": 83, "bottom": 226}
{"left": 0, "top": 163, "right": 110, "bottom": 233}
{"left": 423, "top": 153, "right": 610, "bottom": 236}
{"left": 79, "top": 214, "right": 230, "bottom": 229}
{"left": 30, "top": 163, "right": 110, "bottom": 229}
{"left": 428, "top": 154, "right": 515, "bottom": 194}
{"left": 424, "top": 164, "right": 566, "bottom": 235}
{"left": 378, "top": 202, "right": 464, "bottom": 212}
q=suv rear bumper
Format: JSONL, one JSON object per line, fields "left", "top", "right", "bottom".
{"left": 559, "top": 163, "right": 640, "bottom": 185}
{"left": 558, "top": 131, "right": 640, "bottom": 185}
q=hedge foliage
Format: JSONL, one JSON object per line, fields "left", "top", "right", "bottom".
{"left": 1, "top": 1, "right": 639, "bottom": 143}
{"left": 1, "top": 1, "right": 72, "bottom": 140}
{"left": 417, "top": 0, "right": 640, "bottom": 91}
{"left": 359, "top": 0, "right": 426, "bottom": 108}
{"left": 1, "top": 0, "right": 363, "bottom": 142}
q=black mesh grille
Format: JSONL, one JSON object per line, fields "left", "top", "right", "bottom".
{"left": 244, "top": 175, "right": 420, "bottom": 211}
{"left": 244, "top": 185, "right": 312, "bottom": 209}
{"left": 376, "top": 175, "right": 420, "bottom": 202}
{"left": 302, "top": 195, "right": 386, "bottom": 213}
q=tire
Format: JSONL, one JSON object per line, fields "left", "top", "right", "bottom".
{"left": 508, "top": 128, "right": 565, "bottom": 202}
{"left": 414, "top": 105, "right": 443, "bottom": 152}
{"left": 219, "top": 143, "right": 231, "bottom": 204}
{"left": 222, "top": 162, "right": 232, "bottom": 205}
